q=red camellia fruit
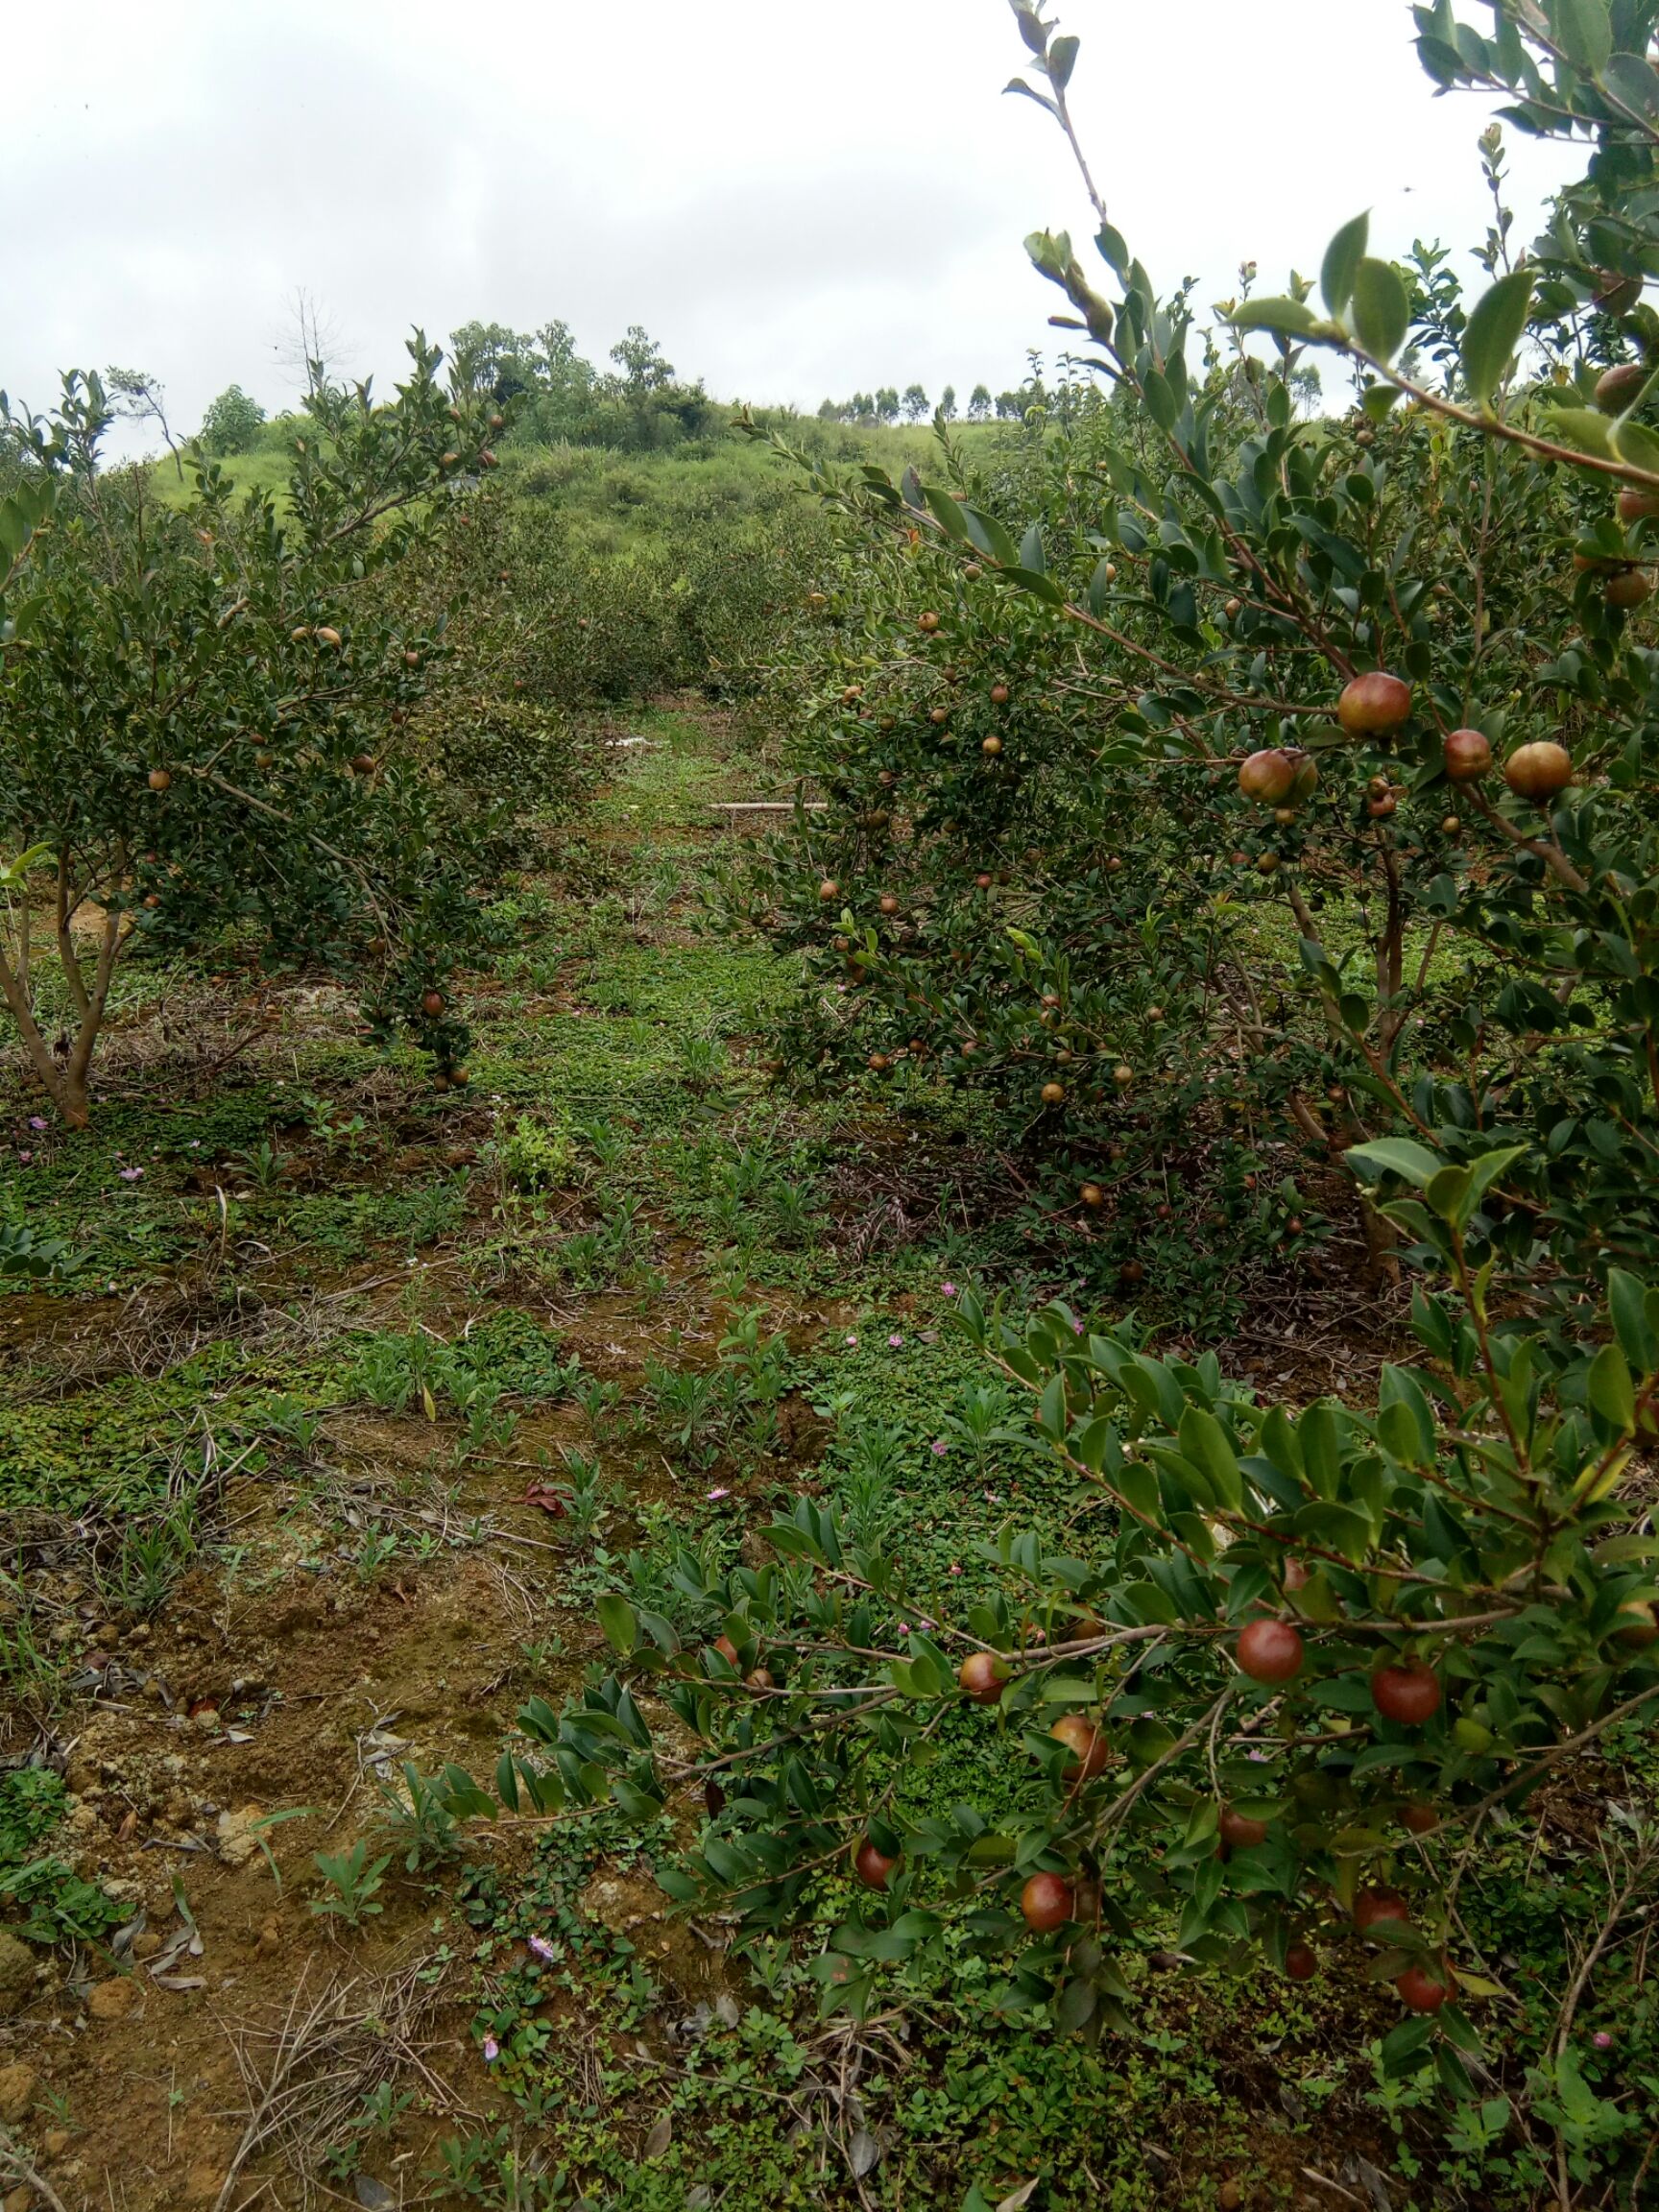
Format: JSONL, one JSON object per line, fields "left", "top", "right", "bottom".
{"left": 1503, "top": 740, "right": 1574, "bottom": 800}
{"left": 421, "top": 990, "right": 444, "bottom": 1017}
{"left": 1218, "top": 1806, "right": 1269, "bottom": 1849}
{"left": 1337, "top": 670, "right": 1412, "bottom": 736}
{"left": 1286, "top": 1941, "right": 1319, "bottom": 1983}
{"left": 1606, "top": 566, "right": 1652, "bottom": 609}
{"left": 712, "top": 1634, "right": 740, "bottom": 1668}
{"left": 854, "top": 1839, "right": 898, "bottom": 1890}
{"left": 1020, "top": 1872, "right": 1074, "bottom": 1933}
{"left": 1236, "top": 1619, "right": 1305, "bottom": 1685}
{"left": 991, "top": 683, "right": 1011, "bottom": 706}
{"left": 1354, "top": 1887, "right": 1412, "bottom": 1936}
{"left": 1596, "top": 361, "right": 1647, "bottom": 412}
{"left": 1238, "top": 748, "right": 1301, "bottom": 805}
{"left": 1050, "top": 1715, "right": 1110, "bottom": 1780}
{"left": 1395, "top": 1963, "right": 1453, "bottom": 2013}
{"left": 1372, "top": 1662, "right": 1442, "bottom": 1725}
{"left": 1617, "top": 487, "right": 1659, "bottom": 522}
{"left": 958, "top": 1652, "right": 1008, "bottom": 1705}
{"left": 1443, "top": 728, "right": 1492, "bottom": 782}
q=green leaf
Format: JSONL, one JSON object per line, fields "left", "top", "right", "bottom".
{"left": 1088, "top": 558, "right": 1116, "bottom": 618}
{"left": 1542, "top": 404, "right": 1616, "bottom": 460}
{"left": 960, "top": 506, "right": 1018, "bottom": 567}
{"left": 1228, "top": 297, "right": 1319, "bottom": 338}
{"left": 1610, "top": 416, "right": 1659, "bottom": 475}
{"left": 1177, "top": 1406, "right": 1244, "bottom": 1512}
{"left": 1602, "top": 50, "right": 1659, "bottom": 123}
{"left": 596, "top": 1594, "right": 638, "bottom": 1656}
{"left": 1047, "top": 33, "right": 1080, "bottom": 88}
{"left": 1344, "top": 1139, "right": 1445, "bottom": 1190}
{"left": 1019, "top": 522, "right": 1046, "bottom": 575}
{"left": 1587, "top": 1341, "right": 1636, "bottom": 1433}
{"left": 922, "top": 485, "right": 969, "bottom": 541}
{"left": 1460, "top": 268, "right": 1534, "bottom": 406}
{"left": 1351, "top": 259, "right": 1409, "bottom": 363}
{"left": 1606, "top": 1270, "right": 1657, "bottom": 1370}
{"left": 1320, "top": 212, "right": 1370, "bottom": 317}
{"left": 1001, "top": 565, "right": 1067, "bottom": 608}
{"left": 1550, "top": 0, "right": 1612, "bottom": 74}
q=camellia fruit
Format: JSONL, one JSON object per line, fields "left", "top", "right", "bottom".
{"left": 421, "top": 990, "right": 445, "bottom": 1017}
{"left": 878, "top": 894, "right": 900, "bottom": 916}
{"left": 958, "top": 1652, "right": 1007, "bottom": 1705}
{"left": 818, "top": 879, "right": 839, "bottom": 902}
{"left": 1395, "top": 1963, "right": 1453, "bottom": 2013}
{"left": 1020, "top": 1872, "right": 1074, "bottom": 1933}
{"left": 1613, "top": 1597, "right": 1659, "bottom": 1649}
{"left": 1218, "top": 1805, "right": 1269, "bottom": 1849}
{"left": 1443, "top": 728, "right": 1492, "bottom": 782}
{"left": 147, "top": 768, "right": 172, "bottom": 792}
{"left": 1236, "top": 1619, "right": 1304, "bottom": 1684}
{"left": 1617, "top": 487, "right": 1659, "bottom": 522}
{"left": 1354, "top": 1887, "right": 1411, "bottom": 1936}
{"left": 1372, "top": 1661, "right": 1442, "bottom": 1725}
{"left": 1401, "top": 1802, "right": 1438, "bottom": 1836}
{"left": 1238, "top": 748, "right": 1301, "bottom": 805}
{"left": 1049, "top": 1714, "right": 1109, "bottom": 1779}
{"left": 982, "top": 735, "right": 1003, "bottom": 756}
{"left": 745, "top": 1667, "right": 775, "bottom": 1690}
{"left": 1041, "top": 1081, "right": 1067, "bottom": 1106}
{"left": 1336, "top": 670, "right": 1412, "bottom": 737}
{"left": 315, "top": 626, "right": 343, "bottom": 648}
{"left": 1596, "top": 361, "right": 1647, "bottom": 412}
{"left": 712, "top": 1634, "right": 740, "bottom": 1668}
{"left": 1503, "top": 741, "right": 1574, "bottom": 800}
{"left": 1112, "top": 1064, "right": 1133, "bottom": 1088}
{"left": 1606, "top": 566, "right": 1652, "bottom": 609}
{"left": 991, "top": 683, "right": 1010, "bottom": 706}
{"left": 918, "top": 611, "right": 942, "bottom": 634}
{"left": 1080, "top": 1181, "right": 1105, "bottom": 1209}
{"left": 854, "top": 1839, "right": 898, "bottom": 1890}
{"left": 1286, "top": 1941, "right": 1318, "bottom": 1983}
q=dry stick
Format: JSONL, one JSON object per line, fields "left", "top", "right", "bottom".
{"left": 0, "top": 2127, "right": 72, "bottom": 2212}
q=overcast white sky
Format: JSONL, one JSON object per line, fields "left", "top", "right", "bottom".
{"left": 4, "top": 1, "right": 1575, "bottom": 445}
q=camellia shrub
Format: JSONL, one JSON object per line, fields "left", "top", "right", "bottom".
{"left": 0, "top": 344, "right": 513, "bottom": 1122}
{"left": 728, "top": 0, "right": 1659, "bottom": 1325}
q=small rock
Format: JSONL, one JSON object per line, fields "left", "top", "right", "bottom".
{"left": 0, "top": 2062, "right": 36, "bottom": 2124}
{"left": 0, "top": 1931, "right": 36, "bottom": 2018}
{"left": 216, "top": 1805, "right": 267, "bottom": 1869}
{"left": 191, "top": 1707, "right": 221, "bottom": 1736}
{"left": 87, "top": 1977, "right": 136, "bottom": 2022}
{"left": 252, "top": 1919, "right": 280, "bottom": 1959}
{"left": 132, "top": 1932, "right": 162, "bottom": 1962}
{"left": 42, "top": 2128, "right": 70, "bottom": 2158}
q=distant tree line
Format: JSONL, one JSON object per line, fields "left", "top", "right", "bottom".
{"left": 814, "top": 379, "right": 1043, "bottom": 425}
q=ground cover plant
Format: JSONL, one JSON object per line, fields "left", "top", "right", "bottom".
{"left": 0, "top": 4, "right": 1655, "bottom": 2210}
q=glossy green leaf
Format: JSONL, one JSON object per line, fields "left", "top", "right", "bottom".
{"left": 1460, "top": 268, "right": 1534, "bottom": 406}
{"left": 1351, "top": 258, "right": 1409, "bottom": 363}
{"left": 1320, "top": 211, "right": 1371, "bottom": 316}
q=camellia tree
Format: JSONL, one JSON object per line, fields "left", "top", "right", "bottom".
{"left": 433, "top": 2, "right": 1659, "bottom": 2168}
{"left": 725, "top": 0, "right": 1659, "bottom": 1329}
{"left": 0, "top": 342, "right": 508, "bottom": 1123}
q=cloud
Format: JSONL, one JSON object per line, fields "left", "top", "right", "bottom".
{"left": 3, "top": 0, "right": 1574, "bottom": 445}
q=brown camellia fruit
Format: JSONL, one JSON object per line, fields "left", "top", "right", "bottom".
{"left": 712, "top": 1634, "right": 740, "bottom": 1668}
{"left": 982, "top": 734, "right": 1003, "bottom": 757}
{"left": 1218, "top": 1805, "right": 1269, "bottom": 1849}
{"left": 450, "top": 1067, "right": 470, "bottom": 1087}
{"left": 1372, "top": 1661, "right": 1442, "bottom": 1725}
{"left": 1236, "top": 1618, "right": 1304, "bottom": 1685}
{"left": 1337, "top": 670, "right": 1412, "bottom": 737}
{"left": 878, "top": 894, "right": 900, "bottom": 916}
{"left": 1286, "top": 1940, "right": 1319, "bottom": 1983}
{"left": 1354, "top": 1887, "right": 1412, "bottom": 1936}
{"left": 1396, "top": 1963, "right": 1453, "bottom": 2013}
{"left": 1041, "top": 1080, "right": 1067, "bottom": 1106}
{"left": 421, "top": 990, "right": 445, "bottom": 1017}
{"left": 440, "top": 449, "right": 460, "bottom": 469}
{"left": 1080, "top": 1181, "right": 1105, "bottom": 1209}
{"left": 929, "top": 707, "right": 950, "bottom": 726}
{"left": 1020, "top": 1872, "right": 1074, "bottom": 1933}
{"left": 315, "top": 625, "right": 343, "bottom": 648}
{"left": 1256, "top": 852, "right": 1281, "bottom": 875}
{"left": 1613, "top": 1597, "right": 1659, "bottom": 1648}
{"left": 490, "top": 412, "right": 505, "bottom": 431}
{"left": 1503, "top": 740, "right": 1574, "bottom": 800}
{"left": 1238, "top": 748, "right": 1301, "bottom": 805}
{"left": 818, "top": 878, "right": 839, "bottom": 902}
{"left": 351, "top": 753, "right": 378, "bottom": 775}
{"left": 918, "top": 610, "right": 942, "bottom": 634}
{"left": 147, "top": 768, "right": 172, "bottom": 792}
{"left": 1441, "top": 815, "right": 1462, "bottom": 837}
{"left": 867, "top": 1052, "right": 889, "bottom": 1072}
{"left": 991, "top": 683, "right": 1011, "bottom": 706}
{"left": 854, "top": 1839, "right": 898, "bottom": 1890}
{"left": 974, "top": 872, "right": 994, "bottom": 891}
{"left": 1401, "top": 1802, "right": 1439, "bottom": 1836}
{"left": 745, "top": 1667, "right": 775, "bottom": 1690}
{"left": 1606, "top": 566, "right": 1653, "bottom": 609}
{"left": 958, "top": 1652, "right": 1008, "bottom": 1705}
{"left": 1050, "top": 1714, "right": 1110, "bottom": 1780}
{"left": 1443, "top": 728, "right": 1492, "bottom": 782}
{"left": 1224, "top": 596, "right": 1242, "bottom": 619}
{"left": 1617, "top": 487, "right": 1659, "bottom": 522}
{"left": 1596, "top": 361, "right": 1647, "bottom": 412}
{"left": 1112, "top": 1064, "right": 1133, "bottom": 1088}
{"left": 1366, "top": 792, "right": 1398, "bottom": 819}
